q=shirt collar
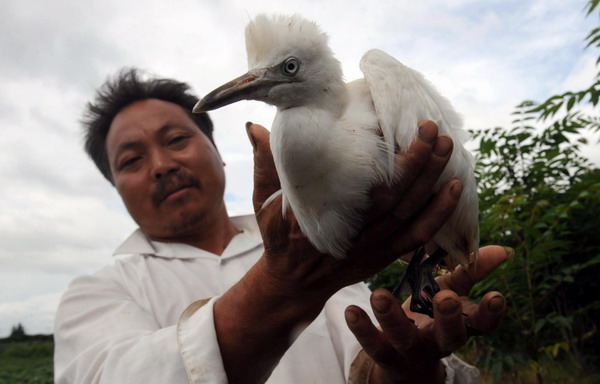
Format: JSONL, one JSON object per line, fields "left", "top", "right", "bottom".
{"left": 113, "top": 214, "right": 263, "bottom": 260}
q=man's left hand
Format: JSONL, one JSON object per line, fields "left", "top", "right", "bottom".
{"left": 345, "top": 245, "right": 510, "bottom": 384}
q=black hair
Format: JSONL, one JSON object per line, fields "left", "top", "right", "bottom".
{"left": 82, "top": 68, "right": 214, "bottom": 184}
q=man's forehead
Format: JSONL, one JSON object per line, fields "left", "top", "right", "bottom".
{"left": 107, "top": 99, "right": 195, "bottom": 148}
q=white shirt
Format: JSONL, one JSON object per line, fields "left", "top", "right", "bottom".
{"left": 54, "top": 215, "right": 478, "bottom": 383}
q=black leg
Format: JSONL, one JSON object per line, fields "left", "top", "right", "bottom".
{"left": 392, "top": 246, "right": 426, "bottom": 297}
{"left": 393, "top": 248, "right": 448, "bottom": 318}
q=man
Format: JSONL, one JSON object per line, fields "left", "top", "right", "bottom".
{"left": 54, "top": 69, "right": 508, "bottom": 383}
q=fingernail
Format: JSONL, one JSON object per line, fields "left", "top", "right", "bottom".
{"left": 503, "top": 246, "right": 515, "bottom": 259}
{"left": 372, "top": 295, "right": 391, "bottom": 314}
{"left": 449, "top": 180, "right": 463, "bottom": 200}
{"left": 433, "top": 136, "right": 452, "bottom": 157}
{"left": 345, "top": 308, "right": 359, "bottom": 324}
{"left": 245, "top": 122, "right": 257, "bottom": 152}
{"left": 488, "top": 295, "right": 505, "bottom": 314}
{"left": 418, "top": 122, "right": 437, "bottom": 144}
{"left": 438, "top": 297, "right": 459, "bottom": 315}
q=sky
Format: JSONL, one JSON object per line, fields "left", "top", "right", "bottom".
{"left": 0, "top": 0, "right": 598, "bottom": 337}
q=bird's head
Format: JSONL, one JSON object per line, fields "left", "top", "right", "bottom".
{"left": 194, "top": 14, "right": 344, "bottom": 113}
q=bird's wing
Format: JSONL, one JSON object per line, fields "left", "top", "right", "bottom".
{"left": 360, "top": 49, "right": 479, "bottom": 266}
{"left": 360, "top": 49, "right": 466, "bottom": 175}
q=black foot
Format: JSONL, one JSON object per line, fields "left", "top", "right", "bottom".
{"left": 392, "top": 248, "right": 448, "bottom": 318}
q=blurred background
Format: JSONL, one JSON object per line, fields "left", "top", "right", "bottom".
{"left": 1, "top": 0, "right": 598, "bottom": 382}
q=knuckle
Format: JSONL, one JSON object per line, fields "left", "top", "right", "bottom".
{"left": 373, "top": 189, "right": 398, "bottom": 212}
{"left": 411, "top": 228, "right": 432, "bottom": 246}
{"left": 437, "top": 336, "right": 466, "bottom": 358}
{"left": 370, "top": 345, "right": 398, "bottom": 367}
{"left": 400, "top": 152, "right": 428, "bottom": 177}
{"left": 391, "top": 207, "right": 413, "bottom": 223}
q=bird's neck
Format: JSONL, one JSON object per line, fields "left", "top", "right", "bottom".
{"left": 270, "top": 106, "right": 337, "bottom": 198}
{"left": 315, "top": 78, "right": 349, "bottom": 118}
{"left": 276, "top": 77, "right": 349, "bottom": 117}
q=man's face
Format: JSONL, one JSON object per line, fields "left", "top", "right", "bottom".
{"left": 106, "top": 98, "right": 226, "bottom": 241}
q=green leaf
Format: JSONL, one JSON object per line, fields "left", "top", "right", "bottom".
{"left": 566, "top": 96, "right": 577, "bottom": 111}
{"left": 480, "top": 138, "right": 496, "bottom": 155}
{"left": 534, "top": 318, "right": 546, "bottom": 334}
{"left": 584, "top": 0, "right": 600, "bottom": 16}
{"left": 585, "top": 31, "right": 600, "bottom": 48}
{"left": 563, "top": 275, "right": 575, "bottom": 283}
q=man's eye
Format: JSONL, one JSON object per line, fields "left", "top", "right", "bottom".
{"left": 120, "top": 157, "right": 141, "bottom": 170}
{"left": 168, "top": 136, "right": 188, "bottom": 147}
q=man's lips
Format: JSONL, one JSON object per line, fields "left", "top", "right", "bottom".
{"left": 159, "top": 184, "right": 193, "bottom": 203}
{"left": 152, "top": 172, "right": 201, "bottom": 208}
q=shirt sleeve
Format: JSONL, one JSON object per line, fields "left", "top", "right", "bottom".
{"left": 177, "top": 297, "right": 228, "bottom": 383}
{"left": 54, "top": 270, "right": 227, "bottom": 383}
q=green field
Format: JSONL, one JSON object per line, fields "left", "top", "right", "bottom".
{"left": 0, "top": 341, "right": 53, "bottom": 384}
{"left": 0, "top": 339, "right": 597, "bottom": 383}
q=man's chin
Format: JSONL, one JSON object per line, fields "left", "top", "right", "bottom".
{"left": 164, "top": 208, "right": 206, "bottom": 239}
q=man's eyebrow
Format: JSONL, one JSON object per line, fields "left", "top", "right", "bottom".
{"left": 156, "top": 122, "right": 190, "bottom": 137}
{"left": 112, "top": 141, "right": 143, "bottom": 163}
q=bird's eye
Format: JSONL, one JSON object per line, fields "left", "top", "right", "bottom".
{"left": 282, "top": 57, "right": 300, "bottom": 76}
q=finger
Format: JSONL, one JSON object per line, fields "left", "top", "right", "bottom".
{"left": 388, "top": 179, "right": 462, "bottom": 255}
{"left": 359, "top": 178, "right": 461, "bottom": 258}
{"left": 345, "top": 305, "right": 398, "bottom": 367}
{"left": 432, "top": 290, "right": 466, "bottom": 357}
{"left": 390, "top": 134, "right": 453, "bottom": 223}
{"left": 247, "top": 123, "right": 281, "bottom": 213}
{"left": 437, "top": 245, "right": 514, "bottom": 295}
{"left": 370, "top": 289, "right": 417, "bottom": 356}
{"left": 369, "top": 121, "right": 439, "bottom": 217}
{"left": 463, "top": 291, "right": 506, "bottom": 336}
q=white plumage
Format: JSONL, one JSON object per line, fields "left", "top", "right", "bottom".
{"left": 195, "top": 13, "right": 479, "bottom": 270}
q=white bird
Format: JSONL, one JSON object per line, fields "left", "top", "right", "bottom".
{"left": 194, "top": 14, "right": 479, "bottom": 316}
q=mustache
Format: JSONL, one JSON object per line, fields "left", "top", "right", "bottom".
{"left": 151, "top": 171, "right": 200, "bottom": 208}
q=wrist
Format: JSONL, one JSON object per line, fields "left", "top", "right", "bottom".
{"left": 213, "top": 257, "right": 330, "bottom": 384}
{"left": 257, "top": 248, "right": 343, "bottom": 305}
{"left": 250, "top": 256, "right": 331, "bottom": 319}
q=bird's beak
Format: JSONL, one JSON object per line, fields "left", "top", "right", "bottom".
{"left": 193, "top": 68, "right": 272, "bottom": 113}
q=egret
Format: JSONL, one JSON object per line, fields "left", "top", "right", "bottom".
{"left": 194, "top": 14, "right": 479, "bottom": 317}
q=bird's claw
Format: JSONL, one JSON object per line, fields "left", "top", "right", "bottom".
{"left": 408, "top": 263, "right": 439, "bottom": 317}
{"left": 393, "top": 247, "right": 446, "bottom": 318}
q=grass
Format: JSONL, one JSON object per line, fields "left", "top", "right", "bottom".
{"left": 0, "top": 338, "right": 597, "bottom": 383}
{"left": 478, "top": 361, "right": 600, "bottom": 384}
{"left": 0, "top": 341, "right": 53, "bottom": 384}
{"left": 458, "top": 345, "right": 600, "bottom": 384}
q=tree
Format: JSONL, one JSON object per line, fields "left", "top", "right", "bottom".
{"left": 467, "top": 1, "right": 600, "bottom": 381}
{"left": 369, "top": 1, "right": 600, "bottom": 382}
{"left": 9, "top": 323, "right": 26, "bottom": 342}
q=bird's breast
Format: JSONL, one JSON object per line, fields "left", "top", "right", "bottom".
{"left": 271, "top": 108, "right": 337, "bottom": 189}
{"left": 271, "top": 102, "right": 389, "bottom": 202}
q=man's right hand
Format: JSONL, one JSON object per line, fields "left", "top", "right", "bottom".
{"left": 246, "top": 121, "right": 462, "bottom": 302}
{"left": 215, "top": 120, "right": 461, "bottom": 384}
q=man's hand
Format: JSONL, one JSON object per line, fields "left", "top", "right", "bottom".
{"left": 246, "top": 121, "right": 462, "bottom": 302}
{"left": 345, "top": 245, "right": 510, "bottom": 384}
{"left": 216, "top": 120, "right": 463, "bottom": 384}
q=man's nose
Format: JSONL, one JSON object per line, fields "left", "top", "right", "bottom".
{"left": 151, "top": 150, "right": 180, "bottom": 179}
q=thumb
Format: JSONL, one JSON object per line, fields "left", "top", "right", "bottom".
{"left": 246, "top": 122, "right": 280, "bottom": 213}
{"left": 437, "top": 245, "right": 512, "bottom": 295}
